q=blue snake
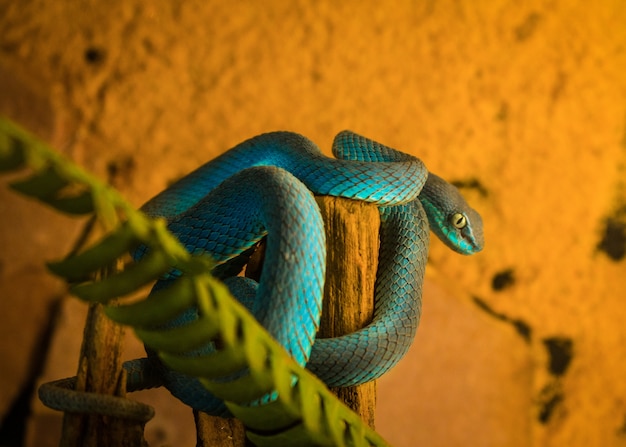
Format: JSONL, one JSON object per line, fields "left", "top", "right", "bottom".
{"left": 38, "top": 130, "right": 483, "bottom": 418}
{"left": 125, "top": 130, "right": 483, "bottom": 416}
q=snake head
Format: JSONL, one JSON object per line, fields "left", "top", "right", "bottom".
{"left": 419, "top": 173, "right": 484, "bottom": 255}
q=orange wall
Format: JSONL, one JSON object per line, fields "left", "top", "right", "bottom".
{"left": 1, "top": 1, "right": 626, "bottom": 446}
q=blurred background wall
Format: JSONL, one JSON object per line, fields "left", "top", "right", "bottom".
{"left": 1, "top": 1, "right": 625, "bottom": 446}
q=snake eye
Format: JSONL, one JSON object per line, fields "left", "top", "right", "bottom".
{"left": 451, "top": 213, "right": 467, "bottom": 229}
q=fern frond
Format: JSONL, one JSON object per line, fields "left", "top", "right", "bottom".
{"left": 0, "top": 116, "right": 391, "bottom": 447}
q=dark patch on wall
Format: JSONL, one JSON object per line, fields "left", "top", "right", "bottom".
{"left": 310, "top": 69, "right": 323, "bottom": 83}
{"left": 0, "top": 299, "right": 61, "bottom": 446}
{"left": 472, "top": 296, "right": 532, "bottom": 342}
{"left": 550, "top": 70, "right": 568, "bottom": 104}
{"left": 495, "top": 101, "right": 508, "bottom": 121}
{"left": 537, "top": 384, "right": 563, "bottom": 424}
{"left": 511, "top": 320, "right": 532, "bottom": 342}
{"left": 106, "top": 156, "right": 136, "bottom": 188}
{"left": 535, "top": 337, "right": 573, "bottom": 425}
{"left": 514, "top": 12, "right": 542, "bottom": 41}
{"left": 617, "top": 414, "right": 626, "bottom": 436}
{"left": 451, "top": 178, "right": 489, "bottom": 198}
{"left": 0, "top": 380, "right": 33, "bottom": 446}
{"left": 84, "top": 46, "right": 106, "bottom": 65}
{"left": 491, "top": 268, "right": 515, "bottom": 291}
{"left": 597, "top": 217, "right": 626, "bottom": 261}
{"left": 543, "top": 336, "right": 573, "bottom": 377}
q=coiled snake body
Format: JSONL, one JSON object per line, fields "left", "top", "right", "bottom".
{"left": 42, "top": 131, "right": 484, "bottom": 418}
{"left": 134, "top": 130, "right": 483, "bottom": 415}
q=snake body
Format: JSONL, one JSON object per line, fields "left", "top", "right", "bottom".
{"left": 133, "top": 130, "right": 483, "bottom": 415}
{"left": 39, "top": 130, "right": 484, "bottom": 418}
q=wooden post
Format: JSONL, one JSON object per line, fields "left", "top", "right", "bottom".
{"left": 194, "top": 411, "right": 249, "bottom": 447}
{"left": 315, "top": 196, "right": 380, "bottom": 429}
{"left": 60, "top": 303, "right": 149, "bottom": 447}
{"left": 208, "top": 195, "right": 380, "bottom": 444}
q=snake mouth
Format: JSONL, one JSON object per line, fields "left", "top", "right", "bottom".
{"left": 449, "top": 239, "right": 483, "bottom": 255}
{"left": 457, "top": 227, "right": 485, "bottom": 255}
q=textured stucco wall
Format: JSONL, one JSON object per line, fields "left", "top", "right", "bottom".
{"left": 1, "top": 1, "right": 626, "bottom": 446}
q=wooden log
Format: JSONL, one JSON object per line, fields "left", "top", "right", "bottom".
{"left": 315, "top": 196, "right": 380, "bottom": 429}
{"left": 200, "top": 195, "right": 380, "bottom": 444}
{"left": 60, "top": 302, "right": 148, "bottom": 447}
{"left": 195, "top": 411, "right": 249, "bottom": 447}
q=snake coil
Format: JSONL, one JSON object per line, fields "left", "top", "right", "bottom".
{"left": 1, "top": 117, "right": 400, "bottom": 446}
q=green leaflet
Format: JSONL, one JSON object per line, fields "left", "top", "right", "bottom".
{"left": 0, "top": 116, "right": 392, "bottom": 447}
{"left": 47, "top": 223, "right": 139, "bottom": 281}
